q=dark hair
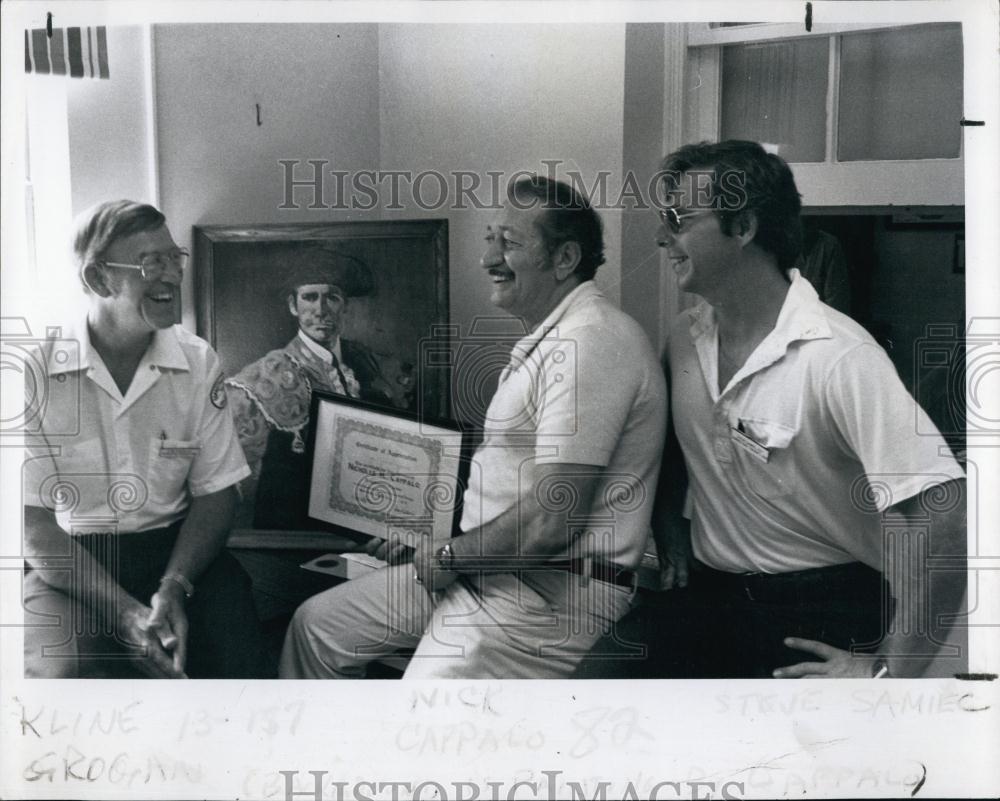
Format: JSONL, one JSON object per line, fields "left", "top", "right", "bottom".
{"left": 509, "top": 175, "right": 605, "bottom": 281}
{"left": 659, "top": 140, "right": 803, "bottom": 271}
{"left": 72, "top": 200, "right": 166, "bottom": 290}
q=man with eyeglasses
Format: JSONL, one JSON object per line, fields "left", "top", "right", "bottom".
{"left": 21, "top": 200, "right": 267, "bottom": 678}
{"left": 647, "top": 140, "right": 966, "bottom": 679}
{"left": 225, "top": 250, "right": 404, "bottom": 530}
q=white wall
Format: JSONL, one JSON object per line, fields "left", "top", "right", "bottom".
{"left": 67, "top": 25, "right": 152, "bottom": 216}
{"left": 153, "top": 23, "right": 382, "bottom": 328}
{"left": 620, "top": 23, "right": 668, "bottom": 352}
{"left": 67, "top": 24, "right": 632, "bottom": 347}
{"left": 377, "top": 24, "right": 627, "bottom": 341}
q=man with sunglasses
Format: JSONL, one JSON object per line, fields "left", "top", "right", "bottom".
{"left": 225, "top": 250, "right": 404, "bottom": 530}
{"left": 22, "top": 200, "right": 267, "bottom": 678}
{"left": 649, "top": 141, "right": 966, "bottom": 679}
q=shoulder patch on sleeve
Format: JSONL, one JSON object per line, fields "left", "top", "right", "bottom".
{"left": 211, "top": 373, "right": 227, "bottom": 409}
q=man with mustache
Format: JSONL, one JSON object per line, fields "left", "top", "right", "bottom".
{"left": 280, "top": 176, "right": 667, "bottom": 679}
{"left": 22, "top": 200, "right": 266, "bottom": 678}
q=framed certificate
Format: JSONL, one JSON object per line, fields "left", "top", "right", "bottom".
{"left": 306, "top": 391, "right": 469, "bottom": 546}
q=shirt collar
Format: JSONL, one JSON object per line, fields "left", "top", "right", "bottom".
{"left": 45, "top": 317, "right": 91, "bottom": 375}
{"left": 45, "top": 318, "right": 188, "bottom": 375}
{"left": 143, "top": 325, "right": 189, "bottom": 371}
{"left": 297, "top": 329, "right": 342, "bottom": 365}
{"left": 688, "top": 269, "right": 831, "bottom": 348}
{"left": 766, "top": 268, "right": 832, "bottom": 346}
{"left": 687, "top": 270, "right": 832, "bottom": 397}
{"left": 511, "top": 280, "right": 601, "bottom": 361}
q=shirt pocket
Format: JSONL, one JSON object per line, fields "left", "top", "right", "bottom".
{"left": 147, "top": 438, "right": 200, "bottom": 506}
{"left": 732, "top": 418, "right": 798, "bottom": 500}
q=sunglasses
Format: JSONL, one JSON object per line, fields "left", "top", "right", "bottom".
{"left": 658, "top": 207, "right": 713, "bottom": 234}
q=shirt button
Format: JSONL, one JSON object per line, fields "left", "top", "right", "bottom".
{"left": 714, "top": 439, "right": 729, "bottom": 460}
{"left": 149, "top": 365, "right": 156, "bottom": 371}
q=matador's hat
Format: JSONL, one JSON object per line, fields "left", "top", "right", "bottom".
{"left": 280, "top": 246, "right": 375, "bottom": 299}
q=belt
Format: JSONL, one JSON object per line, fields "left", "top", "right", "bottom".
{"left": 700, "top": 562, "right": 886, "bottom": 605}
{"left": 550, "top": 557, "right": 636, "bottom": 589}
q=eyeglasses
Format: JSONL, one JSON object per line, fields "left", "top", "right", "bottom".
{"left": 658, "top": 207, "right": 713, "bottom": 234}
{"left": 101, "top": 249, "right": 189, "bottom": 281}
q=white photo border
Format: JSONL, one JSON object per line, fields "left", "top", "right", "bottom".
{"left": 2, "top": 2, "right": 997, "bottom": 800}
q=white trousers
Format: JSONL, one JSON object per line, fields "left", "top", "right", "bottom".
{"left": 279, "top": 564, "right": 635, "bottom": 679}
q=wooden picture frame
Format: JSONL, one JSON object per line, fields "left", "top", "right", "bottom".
{"left": 193, "top": 220, "right": 450, "bottom": 543}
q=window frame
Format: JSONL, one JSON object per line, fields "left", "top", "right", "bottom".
{"left": 683, "top": 22, "right": 965, "bottom": 207}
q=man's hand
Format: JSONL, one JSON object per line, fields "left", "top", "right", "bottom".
{"left": 146, "top": 582, "right": 190, "bottom": 675}
{"left": 412, "top": 537, "right": 459, "bottom": 593}
{"left": 118, "top": 599, "right": 187, "bottom": 679}
{"left": 365, "top": 534, "right": 413, "bottom": 565}
{"left": 656, "top": 518, "right": 693, "bottom": 590}
{"left": 772, "top": 637, "right": 876, "bottom": 678}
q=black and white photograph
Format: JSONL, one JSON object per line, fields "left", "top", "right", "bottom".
{"left": 1, "top": 1, "right": 998, "bottom": 799}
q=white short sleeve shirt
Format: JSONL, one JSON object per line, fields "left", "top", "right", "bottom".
{"left": 460, "top": 282, "right": 668, "bottom": 568}
{"left": 669, "top": 271, "right": 965, "bottom": 574}
{"left": 23, "top": 319, "right": 250, "bottom": 534}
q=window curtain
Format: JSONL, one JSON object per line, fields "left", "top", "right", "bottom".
{"left": 720, "top": 38, "right": 829, "bottom": 162}
{"left": 722, "top": 42, "right": 796, "bottom": 147}
{"left": 25, "top": 26, "right": 109, "bottom": 79}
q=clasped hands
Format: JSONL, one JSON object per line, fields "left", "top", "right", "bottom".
{"left": 119, "top": 583, "right": 189, "bottom": 679}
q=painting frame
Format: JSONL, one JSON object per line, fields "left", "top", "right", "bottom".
{"left": 193, "top": 219, "right": 450, "bottom": 544}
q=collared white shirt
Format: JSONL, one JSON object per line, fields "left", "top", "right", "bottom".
{"left": 23, "top": 318, "right": 250, "bottom": 534}
{"left": 461, "top": 281, "right": 668, "bottom": 568}
{"left": 669, "top": 270, "right": 964, "bottom": 573}
{"left": 297, "top": 329, "right": 343, "bottom": 366}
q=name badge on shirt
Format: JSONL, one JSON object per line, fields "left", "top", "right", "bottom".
{"left": 731, "top": 426, "right": 769, "bottom": 463}
{"left": 159, "top": 439, "right": 201, "bottom": 459}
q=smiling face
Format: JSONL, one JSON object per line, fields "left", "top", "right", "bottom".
{"left": 656, "top": 170, "right": 743, "bottom": 299}
{"left": 99, "top": 225, "right": 182, "bottom": 332}
{"left": 288, "top": 283, "right": 346, "bottom": 348}
{"left": 481, "top": 204, "right": 563, "bottom": 328}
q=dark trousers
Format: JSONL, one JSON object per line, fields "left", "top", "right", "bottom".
{"left": 578, "top": 561, "right": 892, "bottom": 679}
{"left": 24, "top": 524, "right": 269, "bottom": 679}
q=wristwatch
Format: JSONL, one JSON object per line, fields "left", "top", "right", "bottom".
{"left": 871, "top": 657, "right": 890, "bottom": 678}
{"left": 435, "top": 542, "right": 455, "bottom": 572}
